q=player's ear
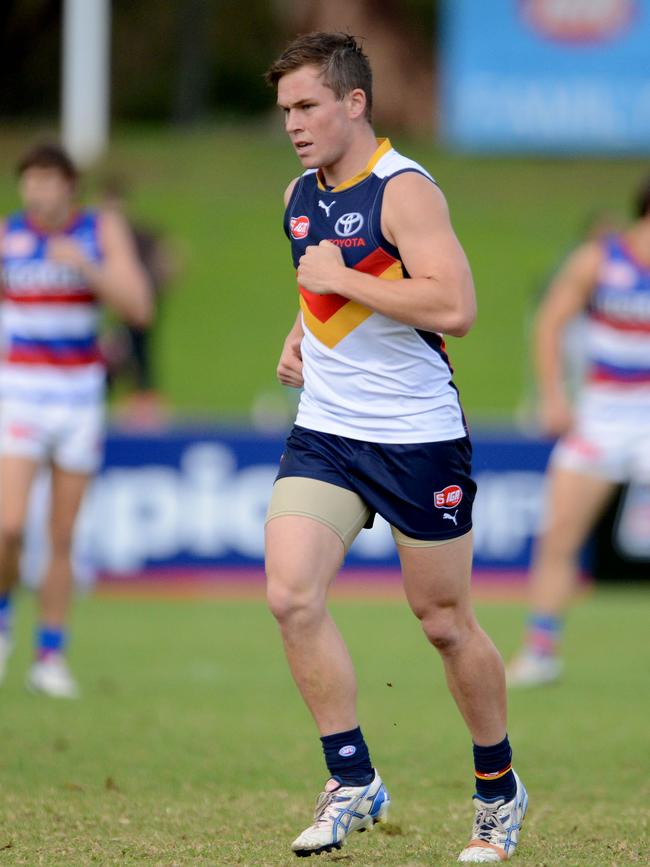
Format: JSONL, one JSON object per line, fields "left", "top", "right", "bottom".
{"left": 346, "top": 88, "right": 367, "bottom": 121}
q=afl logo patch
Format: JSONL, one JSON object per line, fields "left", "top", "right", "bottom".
{"left": 434, "top": 485, "right": 463, "bottom": 509}
{"left": 335, "top": 212, "right": 364, "bottom": 237}
{"left": 290, "top": 215, "right": 310, "bottom": 240}
{"left": 338, "top": 745, "right": 357, "bottom": 757}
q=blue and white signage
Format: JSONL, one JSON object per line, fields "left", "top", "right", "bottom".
{"left": 441, "top": 0, "right": 650, "bottom": 153}
{"left": 21, "top": 428, "right": 553, "bottom": 582}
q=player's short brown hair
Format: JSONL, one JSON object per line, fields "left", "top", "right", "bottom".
{"left": 265, "top": 32, "right": 373, "bottom": 122}
{"left": 16, "top": 143, "right": 78, "bottom": 183}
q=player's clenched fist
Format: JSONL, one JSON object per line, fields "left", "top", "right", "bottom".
{"left": 297, "top": 240, "right": 345, "bottom": 296}
{"left": 47, "top": 236, "right": 91, "bottom": 272}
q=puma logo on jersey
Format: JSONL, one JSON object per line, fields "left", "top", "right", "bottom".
{"left": 443, "top": 510, "right": 459, "bottom": 526}
{"left": 318, "top": 199, "right": 336, "bottom": 218}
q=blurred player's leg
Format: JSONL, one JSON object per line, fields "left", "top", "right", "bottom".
{"left": 0, "top": 455, "right": 40, "bottom": 683}
{"left": 26, "top": 465, "right": 89, "bottom": 699}
{"left": 398, "top": 532, "right": 526, "bottom": 862}
{"left": 266, "top": 508, "right": 390, "bottom": 856}
{"left": 507, "top": 466, "right": 615, "bottom": 687}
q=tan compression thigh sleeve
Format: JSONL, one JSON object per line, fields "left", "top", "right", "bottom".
{"left": 391, "top": 526, "right": 472, "bottom": 547}
{"left": 266, "top": 477, "right": 372, "bottom": 551}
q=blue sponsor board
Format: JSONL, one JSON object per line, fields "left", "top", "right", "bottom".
{"left": 440, "top": 0, "right": 650, "bottom": 153}
{"left": 53, "top": 427, "right": 553, "bottom": 578}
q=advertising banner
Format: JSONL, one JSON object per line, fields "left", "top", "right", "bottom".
{"left": 441, "top": 0, "right": 650, "bottom": 153}
{"left": 20, "top": 426, "right": 646, "bottom": 586}
{"left": 22, "top": 427, "right": 553, "bottom": 583}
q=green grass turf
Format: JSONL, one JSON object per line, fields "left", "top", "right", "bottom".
{"left": 0, "top": 585, "right": 647, "bottom": 864}
{"left": 1, "top": 124, "right": 649, "bottom": 422}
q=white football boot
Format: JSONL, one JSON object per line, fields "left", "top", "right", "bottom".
{"left": 0, "top": 632, "right": 12, "bottom": 684}
{"left": 506, "top": 650, "right": 563, "bottom": 688}
{"left": 291, "top": 770, "right": 390, "bottom": 857}
{"left": 26, "top": 654, "right": 80, "bottom": 699}
{"left": 458, "top": 770, "right": 528, "bottom": 862}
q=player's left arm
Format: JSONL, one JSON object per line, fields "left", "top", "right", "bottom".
{"left": 48, "top": 210, "right": 153, "bottom": 327}
{"left": 296, "top": 172, "right": 476, "bottom": 336}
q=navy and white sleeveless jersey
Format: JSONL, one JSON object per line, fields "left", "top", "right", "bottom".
{"left": 0, "top": 210, "right": 104, "bottom": 405}
{"left": 284, "top": 138, "right": 467, "bottom": 444}
{"left": 586, "top": 234, "right": 650, "bottom": 392}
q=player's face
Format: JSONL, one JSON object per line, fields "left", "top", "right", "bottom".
{"left": 19, "top": 167, "right": 75, "bottom": 224}
{"left": 277, "top": 65, "right": 353, "bottom": 170}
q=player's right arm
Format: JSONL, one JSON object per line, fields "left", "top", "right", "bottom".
{"left": 276, "top": 179, "right": 304, "bottom": 389}
{"left": 534, "top": 240, "right": 602, "bottom": 436}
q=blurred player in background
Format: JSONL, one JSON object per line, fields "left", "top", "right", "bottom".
{"left": 0, "top": 144, "right": 151, "bottom": 697}
{"left": 516, "top": 210, "right": 622, "bottom": 429}
{"left": 507, "top": 177, "right": 650, "bottom": 687}
{"left": 264, "top": 33, "right": 527, "bottom": 862}
{"left": 99, "top": 176, "right": 178, "bottom": 427}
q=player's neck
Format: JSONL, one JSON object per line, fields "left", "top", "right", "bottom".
{"left": 320, "top": 128, "right": 381, "bottom": 190}
{"left": 27, "top": 204, "right": 76, "bottom": 234}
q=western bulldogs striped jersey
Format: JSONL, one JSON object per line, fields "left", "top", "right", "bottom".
{"left": 285, "top": 138, "right": 467, "bottom": 444}
{"left": 0, "top": 210, "right": 104, "bottom": 405}
{"left": 586, "top": 235, "right": 650, "bottom": 389}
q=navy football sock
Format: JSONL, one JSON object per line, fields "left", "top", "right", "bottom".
{"left": 320, "top": 726, "right": 374, "bottom": 787}
{"left": 473, "top": 735, "right": 517, "bottom": 801}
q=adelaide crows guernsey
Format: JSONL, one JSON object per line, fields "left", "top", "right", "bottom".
{"left": 0, "top": 210, "right": 104, "bottom": 405}
{"left": 285, "top": 138, "right": 467, "bottom": 444}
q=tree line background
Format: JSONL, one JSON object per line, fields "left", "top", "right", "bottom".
{"left": 1, "top": 0, "right": 439, "bottom": 133}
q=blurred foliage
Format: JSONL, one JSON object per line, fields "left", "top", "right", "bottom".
{"left": 0, "top": 1, "right": 437, "bottom": 122}
{"left": 392, "top": 0, "right": 437, "bottom": 42}
{"left": 113, "top": 0, "right": 289, "bottom": 121}
{"left": 0, "top": 0, "right": 291, "bottom": 122}
{"left": 0, "top": 0, "right": 61, "bottom": 118}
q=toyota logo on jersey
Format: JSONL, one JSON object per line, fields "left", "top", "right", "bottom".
{"left": 290, "top": 215, "right": 310, "bottom": 240}
{"left": 434, "top": 485, "right": 463, "bottom": 509}
{"left": 335, "top": 212, "right": 364, "bottom": 237}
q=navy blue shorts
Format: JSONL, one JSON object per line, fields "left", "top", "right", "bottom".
{"left": 275, "top": 425, "right": 476, "bottom": 541}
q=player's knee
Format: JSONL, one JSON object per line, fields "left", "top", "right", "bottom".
{"left": 49, "top": 528, "right": 74, "bottom": 559}
{"left": 0, "top": 523, "right": 25, "bottom": 554}
{"left": 537, "top": 528, "right": 582, "bottom": 562}
{"left": 266, "top": 578, "right": 324, "bottom": 627}
{"left": 419, "top": 606, "right": 467, "bottom": 653}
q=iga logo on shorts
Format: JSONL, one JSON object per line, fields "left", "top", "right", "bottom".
{"left": 434, "top": 485, "right": 463, "bottom": 509}
{"left": 290, "top": 215, "right": 310, "bottom": 240}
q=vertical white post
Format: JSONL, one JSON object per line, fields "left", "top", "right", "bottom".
{"left": 62, "top": 0, "right": 111, "bottom": 167}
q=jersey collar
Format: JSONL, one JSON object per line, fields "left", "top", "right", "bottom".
{"left": 316, "top": 138, "right": 392, "bottom": 193}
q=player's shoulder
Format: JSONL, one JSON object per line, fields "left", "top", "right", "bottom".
{"left": 560, "top": 238, "right": 606, "bottom": 283}
{"left": 373, "top": 145, "right": 435, "bottom": 184}
{"left": 283, "top": 170, "right": 318, "bottom": 207}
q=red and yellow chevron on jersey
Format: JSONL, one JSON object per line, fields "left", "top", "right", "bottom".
{"left": 299, "top": 247, "right": 402, "bottom": 349}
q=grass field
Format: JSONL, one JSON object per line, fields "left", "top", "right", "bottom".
{"left": 1, "top": 585, "right": 647, "bottom": 865}
{"left": 1, "top": 124, "right": 649, "bottom": 422}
